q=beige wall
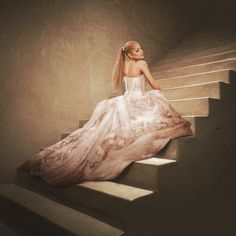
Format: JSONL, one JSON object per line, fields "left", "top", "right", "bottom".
{"left": 0, "top": 0, "right": 190, "bottom": 183}
{"left": 177, "top": 0, "right": 236, "bottom": 31}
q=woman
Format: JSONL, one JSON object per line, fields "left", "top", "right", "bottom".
{"left": 20, "top": 41, "right": 193, "bottom": 186}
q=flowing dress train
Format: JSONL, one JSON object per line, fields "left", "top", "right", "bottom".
{"left": 20, "top": 74, "right": 193, "bottom": 186}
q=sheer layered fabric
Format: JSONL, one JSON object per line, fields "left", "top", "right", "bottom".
{"left": 20, "top": 75, "right": 193, "bottom": 186}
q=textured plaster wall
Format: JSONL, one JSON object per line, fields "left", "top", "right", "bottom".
{"left": 0, "top": 0, "right": 190, "bottom": 183}
{"left": 177, "top": 0, "right": 236, "bottom": 31}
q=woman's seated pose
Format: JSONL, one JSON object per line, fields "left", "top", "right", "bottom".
{"left": 20, "top": 41, "right": 193, "bottom": 186}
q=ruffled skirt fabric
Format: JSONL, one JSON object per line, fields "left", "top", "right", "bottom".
{"left": 20, "top": 89, "right": 193, "bottom": 186}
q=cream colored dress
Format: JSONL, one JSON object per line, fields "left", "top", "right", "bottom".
{"left": 20, "top": 75, "right": 193, "bottom": 186}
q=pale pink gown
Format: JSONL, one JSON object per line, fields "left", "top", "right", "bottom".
{"left": 20, "top": 75, "right": 193, "bottom": 186}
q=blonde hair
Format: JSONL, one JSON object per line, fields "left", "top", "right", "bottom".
{"left": 112, "top": 41, "right": 140, "bottom": 94}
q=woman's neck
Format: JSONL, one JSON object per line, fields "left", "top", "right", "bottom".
{"left": 127, "top": 58, "right": 139, "bottom": 62}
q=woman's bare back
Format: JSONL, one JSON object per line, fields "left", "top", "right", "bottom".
{"left": 124, "top": 60, "right": 143, "bottom": 77}
{"left": 124, "top": 60, "right": 161, "bottom": 90}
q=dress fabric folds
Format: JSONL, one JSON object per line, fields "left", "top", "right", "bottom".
{"left": 20, "top": 75, "right": 193, "bottom": 186}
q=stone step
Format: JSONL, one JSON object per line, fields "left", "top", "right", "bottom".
{"left": 151, "top": 50, "right": 236, "bottom": 72}
{"left": 153, "top": 58, "right": 236, "bottom": 80}
{"left": 156, "top": 135, "right": 196, "bottom": 160}
{"left": 154, "top": 43, "right": 236, "bottom": 65}
{"left": 162, "top": 81, "right": 222, "bottom": 100}
{"left": 180, "top": 33, "right": 236, "bottom": 48}
{"left": 170, "top": 97, "right": 212, "bottom": 116}
{"left": 167, "top": 38, "right": 236, "bottom": 57}
{"left": 15, "top": 169, "right": 153, "bottom": 223}
{"left": 0, "top": 183, "right": 124, "bottom": 236}
{"left": 113, "top": 158, "right": 177, "bottom": 190}
{"left": 183, "top": 28, "right": 236, "bottom": 42}
{"left": 79, "top": 181, "right": 153, "bottom": 201}
{"left": 157, "top": 70, "right": 236, "bottom": 89}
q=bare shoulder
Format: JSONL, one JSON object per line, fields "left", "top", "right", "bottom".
{"left": 136, "top": 60, "right": 149, "bottom": 68}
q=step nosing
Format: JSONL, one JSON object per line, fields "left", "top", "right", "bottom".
{"left": 161, "top": 42, "right": 236, "bottom": 55}
{"left": 153, "top": 57, "right": 236, "bottom": 74}
{"left": 182, "top": 115, "right": 208, "bottom": 118}
{"left": 156, "top": 69, "right": 232, "bottom": 80}
{"left": 161, "top": 43, "right": 236, "bottom": 58}
{"left": 170, "top": 96, "right": 210, "bottom": 102}
{"left": 135, "top": 157, "right": 176, "bottom": 166}
{"left": 162, "top": 80, "right": 222, "bottom": 90}
{"left": 151, "top": 50, "right": 236, "bottom": 70}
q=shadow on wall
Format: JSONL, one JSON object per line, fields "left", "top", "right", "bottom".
{"left": 177, "top": 0, "right": 236, "bottom": 31}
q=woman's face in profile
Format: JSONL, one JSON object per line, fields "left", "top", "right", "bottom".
{"left": 129, "top": 43, "right": 144, "bottom": 60}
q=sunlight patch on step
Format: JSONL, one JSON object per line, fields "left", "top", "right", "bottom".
{"left": 135, "top": 157, "right": 176, "bottom": 165}
{"left": 183, "top": 115, "right": 208, "bottom": 118}
{"left": 78, "top": 181, "right": 153, "bottom": 201}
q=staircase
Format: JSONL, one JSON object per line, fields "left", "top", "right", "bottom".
{"left": 1, "top": 28, "right": 236, "bottom": 236}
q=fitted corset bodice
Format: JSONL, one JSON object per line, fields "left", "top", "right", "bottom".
{"left": 123, "top": 75, "right": 145, "bottom": 97}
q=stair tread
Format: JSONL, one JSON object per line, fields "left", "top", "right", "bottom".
{"left": 158, "top": 69, "right": 230, "bottom": 80}
{"left": 170, "top": 96, "right": 210, "bottom": 102}
{"left": 162, "top": 80, "right": 221, "bottom": 91}
{"left": 155, "top": 57, "right": 236, "bottom": 74}
{"left": 183, "top": 115, "right": 208, "bottom": 118}
{"left": 151, "top": 49, "right": 236, "bottom": 69}
{"left": 153, "top": 45, "right": 236, "bottom": 69}
{"left": 0, "top": 184, "right": 124, "bottom": 236}
{"left": 158, "top": 69, "right": 233, "bottom": 82}
{"left": 78, "top": 181, "right": 154, "bottom": 201}
{"left": 153, "top": 59, "right": 236, "bottom": 79}
{"left": 135, "top": 157, "right": 176, "bottom": 165}
{"left": 152, "top": 51, "right": 236, "bottom": 72}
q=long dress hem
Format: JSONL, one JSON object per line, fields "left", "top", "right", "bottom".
{"left": 20, "top": 75, "right": 193, "bottom": 186}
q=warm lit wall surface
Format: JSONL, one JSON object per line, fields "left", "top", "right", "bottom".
{"left": 177, "top": 0, "right": 236, "bottom": 31}
{"left": 0, "top": 0, "right": 190, "bottom": 183}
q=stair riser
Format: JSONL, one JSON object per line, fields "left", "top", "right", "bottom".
{"left": 153, "top": 60, "right": 236, "bottom": 80}
{"left": 155, "top": 43, "right": 236, "bottom": 64}
{"left": 180, "top": 35, "right": 236, "bottom": 48}
{"left": 113, "top": 162, "right": 175, "bottom": 190}
{"left": 151, "top": 50, "right": 236, "bottom": 72}
{"left": 158, "top": 70, "right": 232, "bottom": 89}
{"left": 156, "top": 139, "right": 179, "bottom": 160}
{"left": 163, "top": 83, "right": 221, "bottom": 100}
{"left": 156, "top": 136, "right": 195, "bottom": 160}
{"left": 170, "top": 98, "right": 209, "bottom": 116}
{"left": 167, "top": 39, "right": 236, "bottom": 56}
{"left": 183, "top": 30, "right": 236, "bottom": 43}
{"left": 166, "top": 43, "right": 236, "bottom": 58}
{"left": 15, "top": 170, "right": 131, "bottom": 224}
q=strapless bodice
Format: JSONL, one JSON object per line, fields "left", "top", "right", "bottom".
{"left": 123, "top": 74, "right": 145, "bottom": 97}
